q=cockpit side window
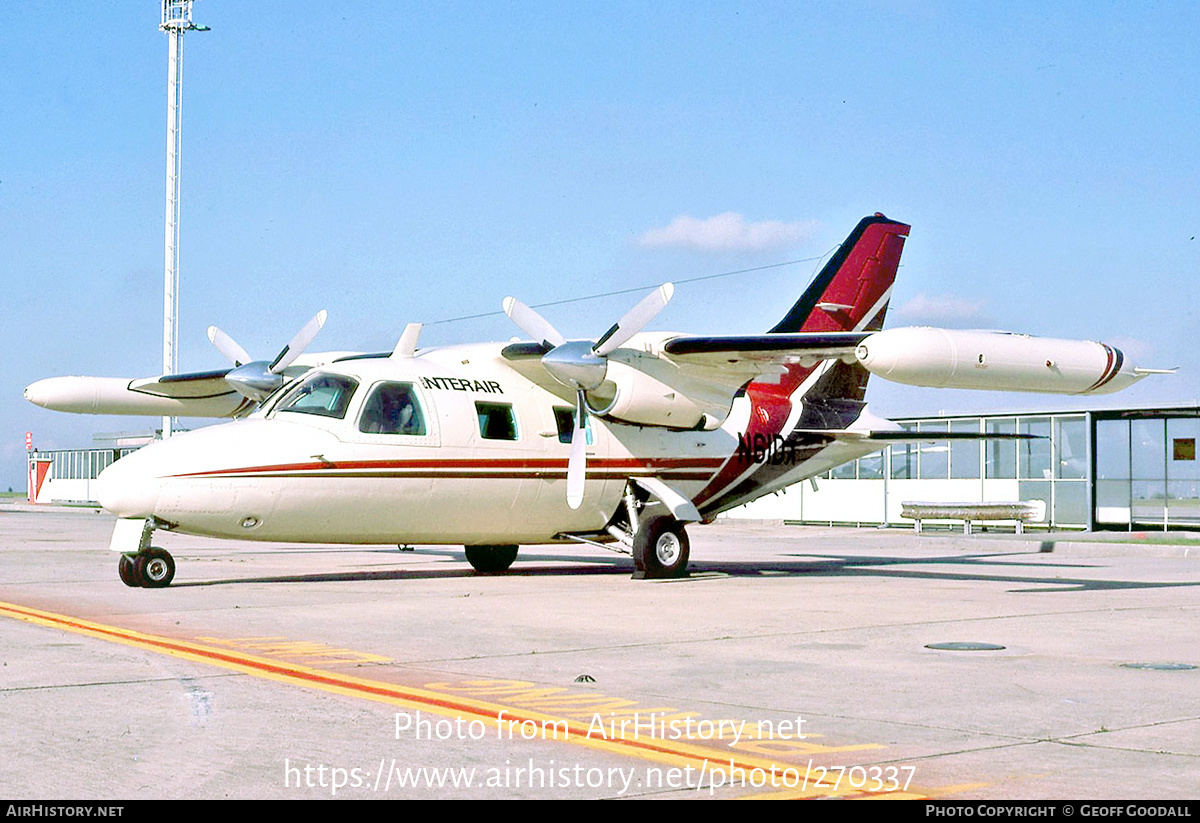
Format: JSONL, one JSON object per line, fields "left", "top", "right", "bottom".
{"left": 275, "top": 373, "right": 359, "bottom": 419}
{"left": 359, "top": 382, "right": 426, "bottom": 435}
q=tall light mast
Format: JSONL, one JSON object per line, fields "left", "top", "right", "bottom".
{"left": 160, "top": 0, "right": 208, "bottom": 438}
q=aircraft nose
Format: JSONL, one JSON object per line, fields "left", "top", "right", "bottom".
{"left": 96, "top": 448, "right": 162, "bottom": 519}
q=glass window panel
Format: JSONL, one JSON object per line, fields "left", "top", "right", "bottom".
{"left": 1131, "top": 479, "right": 1166, "bottom": 525}
{"left": 276, "top": 374, "right": 359, "bottom": 419}
{"left": 890, "top": 425, "right": 917, "bottom": 479}
{"left": 1053, "top": 482, "right": 1088, "bottom": 526}
{"left": 1095, "top": 419, "right": 1130, "bottom": 480}
{"left": 1019, "top": 418, "right": 1052, "bottom": 479}
{"left": 476, "top": 402, "right": 518, "bottom": 441}
{"left": 831, "top": 460, "right": 856, "bottom": 479}
{"left": 986, "top": 419, "right": 1016, "bottom": 479}
{"left": 858, "top": 451, "right": 884, "bottom": 480}
{"left": 1054, "top": 417, "right": 1087, "bottom": 479}
{"left": 1018, "top": 480, "right": 1051, "bottom": 525}
{"left": 1167, "top": 480, "right": 1200, "bottom": 524}
{"left": 1096, "top": 479, "right": 1130, "bottom": 510}
{"left": 358, "top": 382, "right": 426, "bottom": 435}
{"left": 950, "top": 419, "right": 981, "bottom": 479}
{"left": 919, "top": 421, "right": 948, "bottom": 479}
{"left": 1131, "top": 419, "right": 1166, "bottom": 481}
{"left": 553, "top": 406, "right": 593, "bottom": 445}
{"left": 1167, "top": 418, "right": 1200, "bottom": 481}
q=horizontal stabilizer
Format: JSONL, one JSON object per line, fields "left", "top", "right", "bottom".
{"left": 793, "top": 429, "right": 1042, "bottom": 443}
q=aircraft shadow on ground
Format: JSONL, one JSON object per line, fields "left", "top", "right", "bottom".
{"left": 169, "top": 547, "right": 632, "bottom": 587}
{"left": 700, "top": 550, "right": 1200, "bottom": 594}
{"left": 168, "top": 547, "right": 1198, "bottom": 593}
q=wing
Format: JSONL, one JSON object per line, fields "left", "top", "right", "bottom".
{"left": 501, "top": 331, "right": 870, "bottom": 428}
{"left": 662, "top": 332, "right": 868, "bottom": 374}
{"left": 24, "top": 351, "right": 358, "bottom": 418}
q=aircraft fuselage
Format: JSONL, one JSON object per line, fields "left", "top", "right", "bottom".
{"left": 97, "top": 341, "right": 863, "bottom": 546}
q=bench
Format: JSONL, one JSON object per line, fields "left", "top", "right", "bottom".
{"left": 901, "top": 500, "right": 1046, "bottom": 535}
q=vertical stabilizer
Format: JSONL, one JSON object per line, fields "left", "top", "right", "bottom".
{"left": 770, "top": 213, "right": 910, "bottom": 335}
{"left": 693, "top": 214, "right": 910, "bottom": 514}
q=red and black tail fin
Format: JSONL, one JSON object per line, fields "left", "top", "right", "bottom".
{"left": 770, "top": 213, "right": 910, "bottom": 335}
{"left": 693, "top": 215, "right": 910, "bottom": 516}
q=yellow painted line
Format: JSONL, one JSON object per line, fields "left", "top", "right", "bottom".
{"left": 1, "top": 600, "right": 943, "bottom": 798}
{"left": 194, "top": 635, "right": 391, "bottom": 665}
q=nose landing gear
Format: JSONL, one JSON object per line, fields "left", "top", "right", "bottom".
{"left": 111, "top": 518, "right": 177, "bottom": 588}
{"left": 118, "top": 547, "right": 176, "bottom": 588}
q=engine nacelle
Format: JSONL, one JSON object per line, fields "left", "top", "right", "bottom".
{"left": 584, "top": 359, "right": 709, "bottom": 429}
{"left": 855, "top": 327, "right": 1146, "bottom": 395}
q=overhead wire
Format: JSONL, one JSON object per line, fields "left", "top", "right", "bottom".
{"left": 426, "top": 249, "right": 838, "bottom": 326}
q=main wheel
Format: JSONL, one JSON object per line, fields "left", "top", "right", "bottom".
{"left": 464, "top": 545, "right": 519, "bottom": 573}
{"left": 633, "top": 515, "right": 690, "bottom": 579}
{"left": 135, "top": 547, "right": 175, "bottom": 588}
{"left": 118, "top": 554, "right": 140, "bottom": 587}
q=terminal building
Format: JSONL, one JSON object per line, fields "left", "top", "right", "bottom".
{"left": 27, "top": 405, "right": 1200, "bottom": 532}
{"left": 722, "top": 403, "right": 1200, "bottom": 531}
{"left": 27, "top": 432, "right": 154, "bottom": 506}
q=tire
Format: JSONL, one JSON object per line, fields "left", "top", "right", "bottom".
{"left": 136, "top": 548, "right": 175, "bottom": 588}
{"left": 633, "top": 515, "right": 690, "bottom": 579}
{"left": 464, "top": 545, "right": 519, "bottom": 573}
{"left": 118, "top": 554, "right": 140, "bottom": 587}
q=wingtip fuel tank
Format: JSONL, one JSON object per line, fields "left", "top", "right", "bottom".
{"left": 855, "top": 327, "right": 1149, "bottom": 395}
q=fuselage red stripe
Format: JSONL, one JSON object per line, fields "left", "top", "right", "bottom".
{"left": 169, "top": 457, "right": 726, "bottom": 480}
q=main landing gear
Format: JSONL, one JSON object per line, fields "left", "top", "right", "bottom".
{"left": 557, "top": 484, "right": 697, "bottom": 579}
{"left": 118, "top": 547, "right": 176, "bottom": 588}
{"left": 616, "top": 483, "right": 695, "bottom": 580}
{"left": 632, "top": 514, "right": 690, "bottom": 579}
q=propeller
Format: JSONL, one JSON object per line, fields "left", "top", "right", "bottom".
{"left": 503, "top": 284, "right": 673, "bottom": 508}
{"left": 207, "top": 310, "right": 328, "bottom": 402}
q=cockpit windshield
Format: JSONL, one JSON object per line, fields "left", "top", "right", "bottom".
{"left": 274, "top": 373, "right": 359, "bottom": 419}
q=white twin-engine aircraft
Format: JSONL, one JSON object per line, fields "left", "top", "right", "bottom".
{"left": 26, "top": 214, "right": 1169, "bottom": 587}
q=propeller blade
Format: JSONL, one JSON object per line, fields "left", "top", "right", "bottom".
{"left": 207, "top": 326, "right": 252, "bottom": 367}
{"left": 566, "top": 389, "right": 588, "bottom": 509}
{"left": 503, "top": 297, "right": 566, "bottom": 349}
{"left": 269, "top": 310, "right": 328, "bottom": 373}
{"left": 593, "top": 282, "right": 674, "bottom": 356}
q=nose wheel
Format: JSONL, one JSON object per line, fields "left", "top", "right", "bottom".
{"left": 118, "top": 548, "right": 176, "bottom": 588}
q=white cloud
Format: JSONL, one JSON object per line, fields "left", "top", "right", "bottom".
{"left": 638, "top": 212, "right": 818, "bottom": 252}
{"left": 892, "top": 292, "right": 995, "bottom": 328}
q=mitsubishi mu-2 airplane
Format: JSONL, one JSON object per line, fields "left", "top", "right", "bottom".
{"left": 25, "top": 214, "right": 1169, "bottom": 587}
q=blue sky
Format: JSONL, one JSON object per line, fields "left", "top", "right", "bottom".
{"left": 3, "top": 2, "right": 1197, "bottom": 489}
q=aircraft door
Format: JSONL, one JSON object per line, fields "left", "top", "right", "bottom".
{"left": 341, "top": 380, "right": 441, "bottom": 537}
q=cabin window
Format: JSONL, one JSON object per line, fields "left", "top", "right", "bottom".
{"left": 553, "top": 407, "right": 574, "bottom": 443}
{"left": 359, "top": 382, "right": 426, "bottom": 435}
{"left": 477, "top": 402, "right": 518, "bottom": 441}
{"left": 275, "top": 373, "right": 359, "bottom": 419}
{"left": 553, "top": 406, "right": 594, "bottom": 445}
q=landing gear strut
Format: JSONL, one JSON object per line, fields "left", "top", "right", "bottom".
{"left": 465, "top": 544, "right": 519, "bottom": 573}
